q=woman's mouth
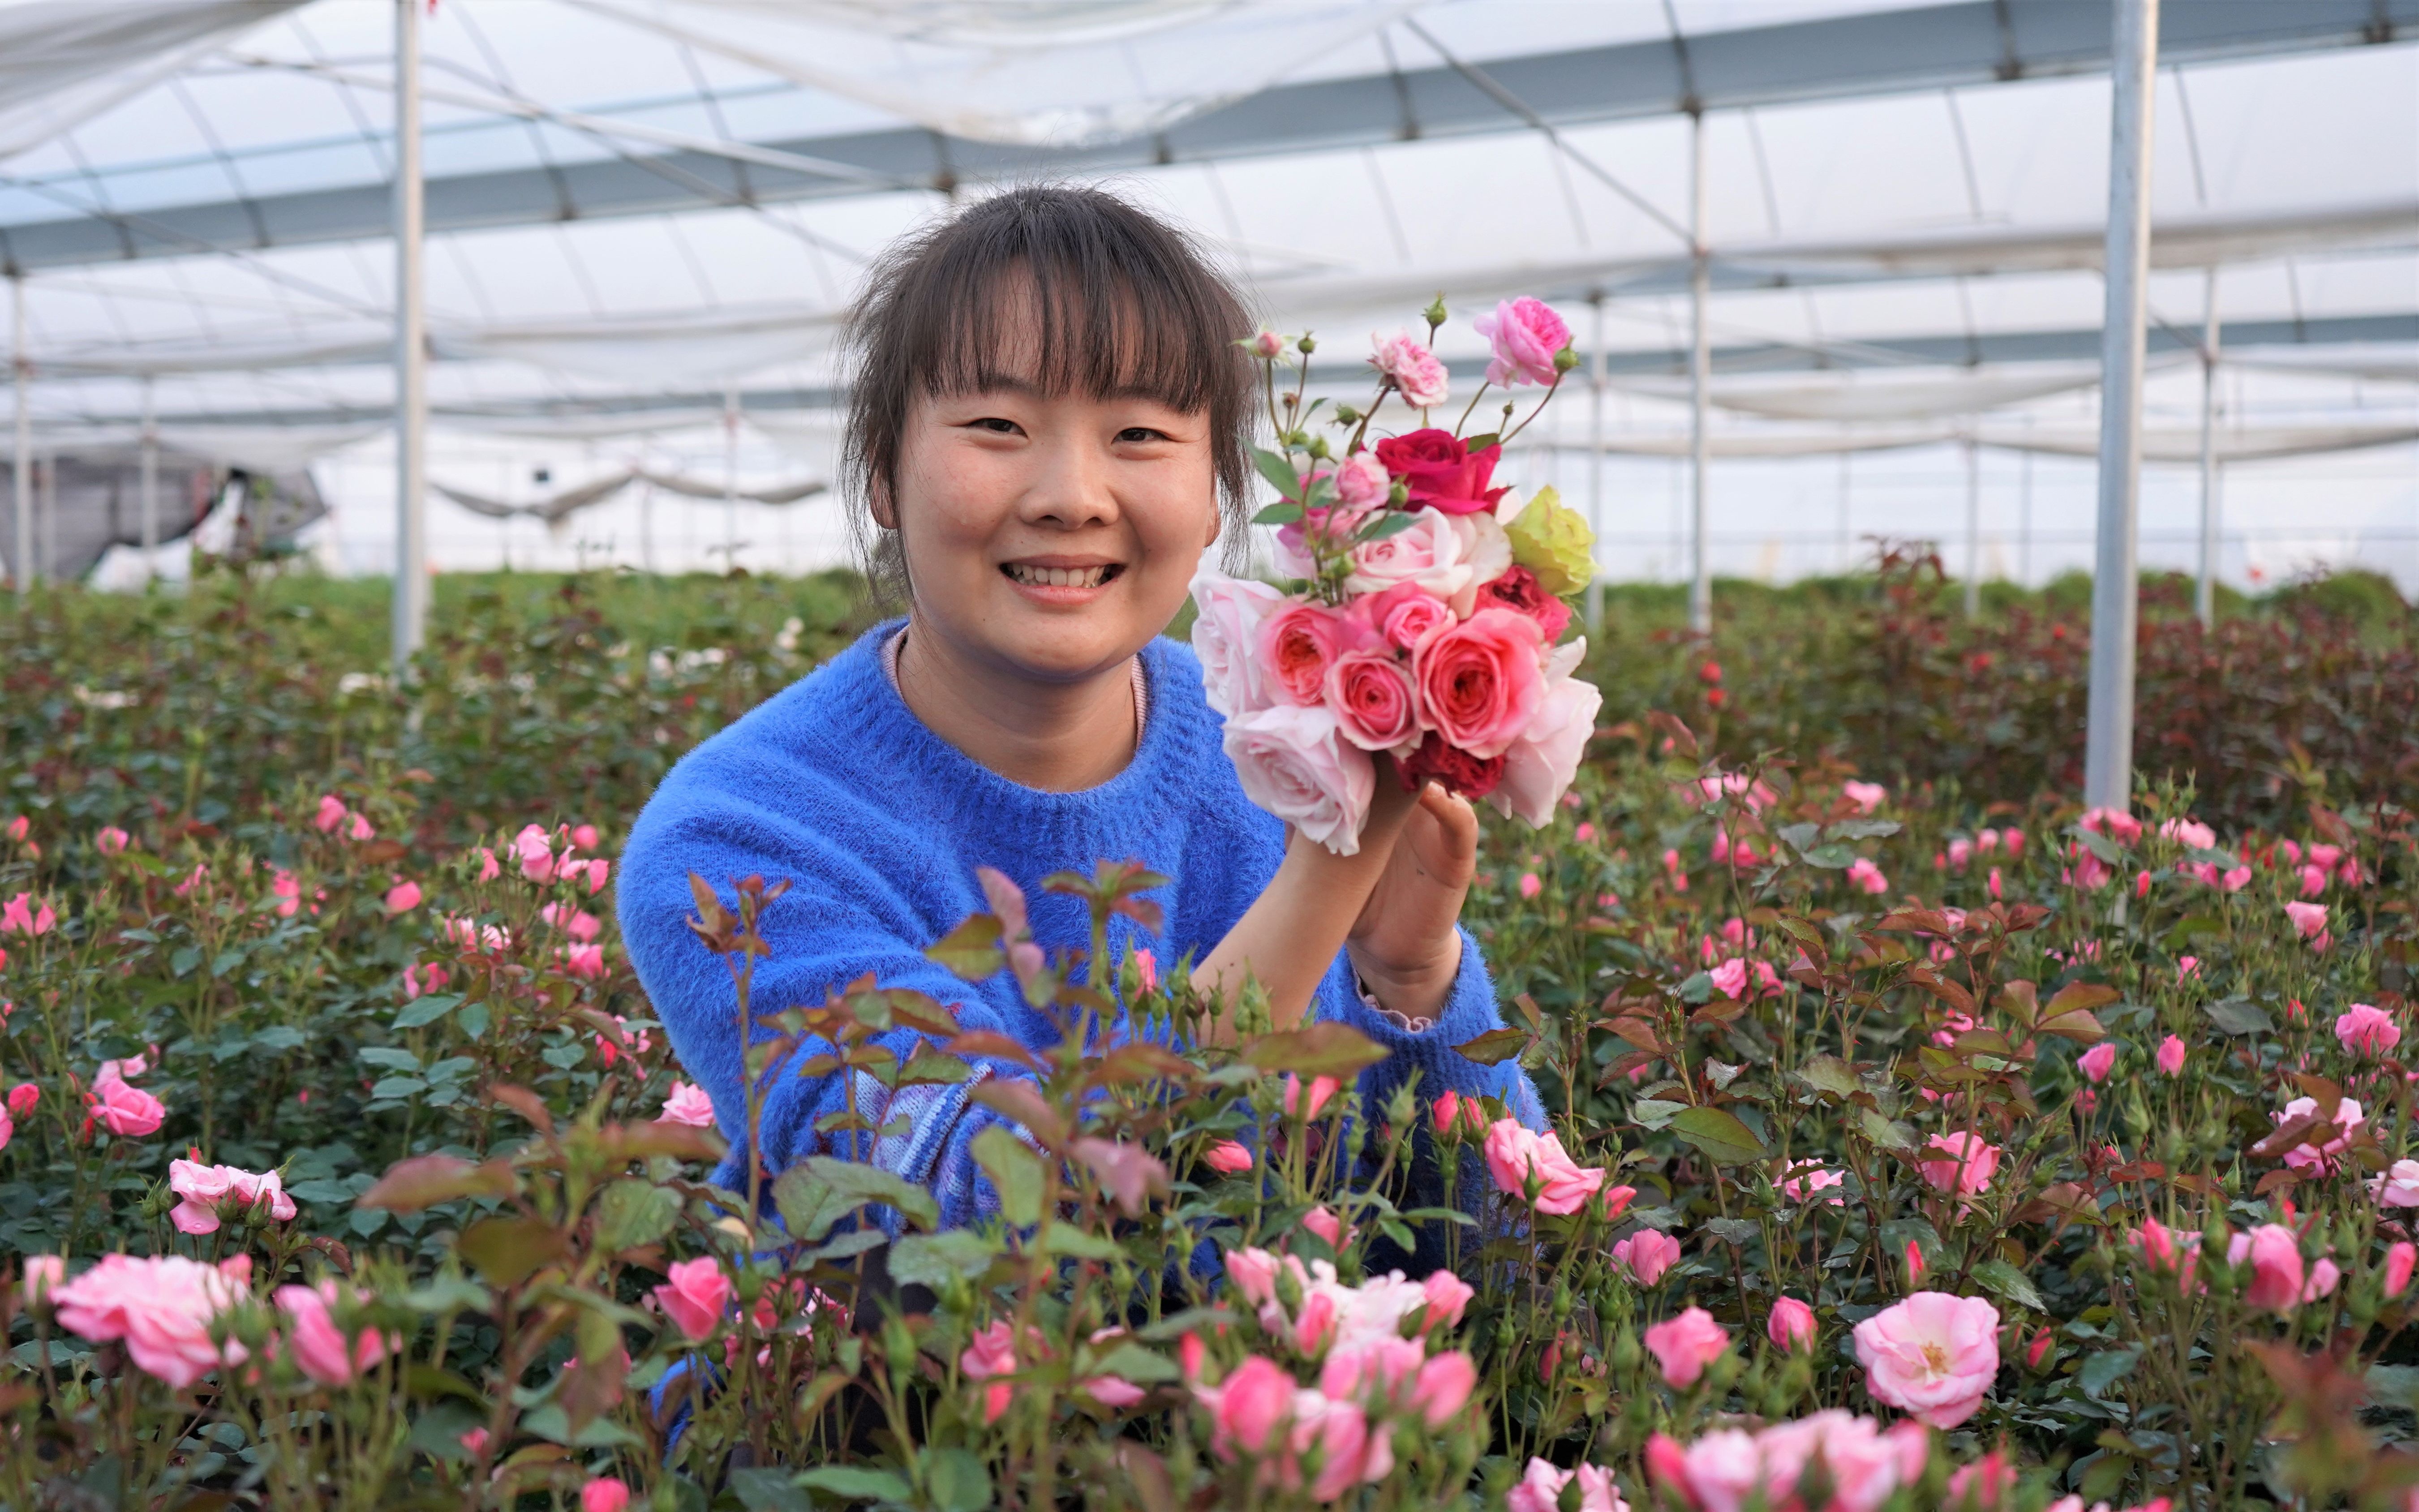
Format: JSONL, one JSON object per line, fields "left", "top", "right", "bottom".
{"left": 1003, "top": 562, "right": 1122, "bottom": 589}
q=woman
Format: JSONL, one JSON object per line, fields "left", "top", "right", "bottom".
{"left": 618, "top": 185, "right": 1544, "bottom": 1267}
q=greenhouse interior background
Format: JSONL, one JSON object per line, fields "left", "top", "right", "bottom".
{"left": 0, "top": 0, "right": 2413, "bottom": 597}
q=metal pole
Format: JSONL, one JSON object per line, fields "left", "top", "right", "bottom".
{"left": 1687, "top": 109, "right": 1712, "bottom": 636}
{"left": 2019, "top": 447, "right": 2033, "bottom": 587}
{"left": 1585, "top": 293, "right": 1605, "bottom": 633}
{"left": 391, "top": 0, "right": 429, "bottom": 671}
{"left": 2083, "top": 0, "right": 2159, "bottom": 814}
{"left": 1962, "top": 437, "right": 1981, "bottom": 618}
{"left": 38, "top": 448, "right": 53, "bottom": 583}
{"left": 139, "top": 377, "right": 159, "bottom": 579}
{"left": 722, "top": 385, "right": 739, "bottom": 572}
{"left": 2194, "top": 268, "right": 2221, "bottom": 628}
{"left": 1837, "top": 450, "right": 1851, "bottom": 572}
{"left": 10, "top": 274, "right": 26, "bottom": 593}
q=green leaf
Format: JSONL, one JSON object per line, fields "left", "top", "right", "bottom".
{"left": 1800, "top": 843, "right": 1859, "bottom": 869}
{"left": 1630, "top": 1098, "right": 1685, "bottom": 1130}
{"left": 1824, "top": 818, "right": 1902, "bottom": 840}
{"left": 1669, "top": 1105, "right": 1766, "bottom": 1164}
{"left": 887, "top": 1230, "right": 998, "bottom": 1290}
{"left": 926, "top": 1448, "right": 993, "bottom": 1512}
{"left": 2080, "top": 1346, "right": 2141, "bottom": 1399}
{"left": 1857, "top": 1108, "right": 1916, "bottom": 1151}
{"left": 728, "top": 1468, "right": 808, "bottom": 1512}
{"left": 1251, "top": 500, "right": 1304, "bottom": 527}
{"left": 1243, "top": 1022, "right": 1386, "bottom": 1078}
{"left": 1355, "top": 510, "right": 1419, "bottom": 542}
{"left": 2070, "top": 825, "right": 2124, "bottom": 863}
{"left": 1793, "top": 1054, "right": 1861, "bottom": 1100}
{"left": 251, "top": 1026, "right": 306, "bottom": 1052}
{"left": 770, "top": 1167, "right": 855, "bottom": 1244}
{"left": 1972, "top": 1257, "right": 2047, "bottom": 1312}
{"left": 2203, "top": 997, "right": 2272, "bottom": 1035}
{"left": 1700, "top": 1216, "right": 1760, "bottom": 1246}
{"left": 1040, "top": 1223, "right": 1123, "bottom": 1260}
{"left": 1250, "top": 444, "right": 1304, "bottom": 499}
{"left": 1778, "top": 822, "right": 1820, "bottom": 854}
{"left": 371, "top": 1075, "right": 428, "bottom": 1100}
{"left": 802, "top": 1156, "right": 941, "bottom": 1233}
{"left": 393, "top": 993, "right": 463, "bottom": 1030}
{"left": 794, "top": 1467, "right": 913, "bottom": 1503}
{"left": 1452, "top": 1027, "right": 1529, "bottom": 1066}
{"left": 972, "top": 1125, "right": 1046, "bottom": 1228}
{"left": 924, "top": 913, "right": 1003, "bottom": 981}
{"left": 456, "top": 1216, "right": 568, "bottom": 1289}
{"left": 1462, "top": 432, "right": 1500, "bottom": 451}
{"left": 359, "top": 1047, "right": 422, "bottom": 1071}
{"left": 593, "top": 1179, "right": 679, "bottom": 1253}
{"left": 1087, "top": 1341, "right": 1180, "bottom": 1384}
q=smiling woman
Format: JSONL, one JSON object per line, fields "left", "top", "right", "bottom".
{"left": 616, "top": 185, "right": 1545, "bottom": 1263}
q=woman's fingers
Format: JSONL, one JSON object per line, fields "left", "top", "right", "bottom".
{"left": 1412, "top": 782, "right": 1479, "bottom": 885}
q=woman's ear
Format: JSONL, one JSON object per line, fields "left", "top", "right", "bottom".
{"left": 1201, "top": 504, "right": 1221, "bottom": 550}
{"left": 869, "top": 474, "right": 898, "bottom": 532}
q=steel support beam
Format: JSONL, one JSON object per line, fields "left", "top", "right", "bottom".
{"left": 391, "top": 0, "right": 429, "bottom": 670}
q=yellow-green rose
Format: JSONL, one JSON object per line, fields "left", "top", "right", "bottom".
{"left": 1504, "top": 486, "right": 1595, "bottom": 596}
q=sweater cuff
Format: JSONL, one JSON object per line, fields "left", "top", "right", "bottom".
{"left": 1331, "top": 927, "right": 1492, "bottom": 1048}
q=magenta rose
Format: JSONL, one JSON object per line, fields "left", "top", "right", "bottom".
{"left": 1353, "top": 581, "right": 1455, "bottom": 653}
{"left": 1472, "top": 564, "right": 1572, "bottom": 641}
{"left": 1412, "top": 608, "right": 1544, "bottom": 760}
{"left": 1374, "top": 429, "right": 1509, "bottom": 516}
{"left": 1324, "top": 652, "right": 1419, "bottom": 752}
{"left": 1474, "top": 296, "right": 1572, "bottom": 387}
{"left": 1258, "top": 601, "right": 1358, "bottom": 706}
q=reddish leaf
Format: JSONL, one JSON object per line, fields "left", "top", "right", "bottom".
{"left": 971, "top": 1078, "right": 1070, "bottom": 1149}
{"left": 1452, "top": 1027, "right": 1530, "bottom": 1066}
{"left": 1242, "top": 1022, "right": 1387, "bottom": 1078}
{"left": 2044, "top": 981, "right": 2121, "bottom": 1018}
{"left": 357, "top": 1154, "right": 518, "bottom": 1213}
{"left": 945, "top": 1031, "right": 1046, "bottom": 1072}
{"left": 487, "top": 1082, "right": 555, "bottom": 1136}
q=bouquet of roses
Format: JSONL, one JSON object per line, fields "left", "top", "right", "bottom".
{"left": 1191, "top": 296, "right": 1602, "bottom": 855}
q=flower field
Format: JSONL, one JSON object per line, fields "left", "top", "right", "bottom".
{"left": 0, "top": 560, "right": 2414, "bottom": 1511}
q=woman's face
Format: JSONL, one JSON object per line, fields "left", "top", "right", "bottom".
{"left": 884, "top": 343, "right": 1221, "bottom": 687}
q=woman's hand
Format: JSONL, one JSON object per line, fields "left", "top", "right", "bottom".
{"left": 1346, "top": 780, "right": 1476, "bottom": 1023}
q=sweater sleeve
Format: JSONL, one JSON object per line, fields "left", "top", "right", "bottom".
{"left": 1317, "top": 925, "right": 1548, "bottom": 1132}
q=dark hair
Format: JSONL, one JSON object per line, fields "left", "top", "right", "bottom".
{"left": 839, "top": 184, "right": 1256, "bottom": 602}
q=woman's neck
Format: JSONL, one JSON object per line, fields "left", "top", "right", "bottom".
{"left": 893, "top": 615, "right": 1139, "bottom": 792}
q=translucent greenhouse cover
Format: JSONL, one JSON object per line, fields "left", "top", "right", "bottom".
{"left": 0, "top": 0, "right": 2410, "bottom": 591}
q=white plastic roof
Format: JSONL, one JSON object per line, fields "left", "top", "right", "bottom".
{"left": 0, "top": 0, "right": 2409, "bottom": 591}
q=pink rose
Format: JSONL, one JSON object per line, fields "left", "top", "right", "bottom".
{"left": 52, "top": 1253, "right": 248, "bottom": 1389}
{"left": 1222, "top": 1247, "right": 1283, "bottom": 1312}
{"left": 2080, "top": 807, "right": 2142, "bottom": 845}
{"left": 511, "top": 824, "right": 556, "bottom": 883}
{"left": 314, "top": 795, "right": 347, "bottom": 832}
{"left": 1, "top": 892, "right": 53, "bottom": 936}
{"left": 1852, "top": 1292, "right": 2000, "bottom": 1428}
{"left": 1324, "top": 651, "right": 1419, "bottom": 752}
{"left": 1204, "top": 1140, "right": 1254, "bottom": 1175}
{"left": 95, "top": 826, "right": 130, "bottom": 855}
{"left": 1708, "top": 959, "right": 1749, "bottom": 1001}
{"left": 1370, "top": 334, "right": 1449, "bottom": 409}
{"left": 1472, "top": 564, "right": 1573, "bottom": 641}
{"left": 2285, "top": 900, "right": 2328, "bottom": 939}
{"left": 1374, "top": 429, "right": 1508, "bottom": 516}
{"left": 1260, "top": 602, "right": 1356, "bottom": 707}
{"left": 1334, "top": 452, "right": 1389, "bottom": 509}
{"left": 1409, "top": 1349, "right": 1477, "bottom": 1427}
{"left": 1189, "top": 567, "right": 1288, "bottom": 717}
{"left": 1508, "top": 1458, "right": 1627, "bottom": 1512}
{"left": 580, "top": 1480, "right": 631, "bottom": 1512}
{"left": 564, "top": 943, "right": 606, "bottom": 980}
{"left": 1421, "top": 1269, "right": 1474, "bottom": 1328}
{"left": 168, "top": 1160, "right": 296, "bottom": 1235}
{"left": 960, "top": 1318, "right": 1030, "bottom": 1423}
{"left": 1222, "top": 704, "right": 1374, "bottom": 856}
{"left": 88, "top": 1059, "right": 165, "bottom": 1138}
{"left": 1917, "top": 1132, "right": 2000, "bottom": 1196}
{"left": 653, "top": 1256, "right": 731, "bottom": 1341}
{"left": 1290, "top": 1391, "right": 1388, "bottom": 1501}
{"left": 1345, "top": 508, "right": 1473, "bottom": 600}
{"left": 2273, "top": 1095, "right": 2362, "bottom": 1174}
{"left": 1843, "top": 780, "right": 1886, "bottom": 813}
{"left": 277, "top": 1280, "right": 392, "bottom": 1386}
{"left": 1491, "top": 666, "right": 1601, "bottom": 829}
{"left": 2387, "top": 1241, "right": 2417, "bottom": 1298}
{"left": 21, "top": 1254, "right": 63, "bottom": 1305}
{"left": 657, "top": 1081, "right": 716, "bottom": 1128}
{"left": 1612, "top": 1229, "right": 1682, "bottom": 1285}
{"left": 2337, "top": 1004, "right": 2399, "bottom": 1057}
{"left": 1483, "top": 1119, "right": 1607, "bottom": 1215}
{"left": 1414, "top": 609, "right": 1544, "bottom": 760}
{"left": 6, "top": 1082, "right": 36, "bottom": 1119}
{"left": 1195, "top": 1353, "right": 1293, "bottom": 1457}
{"left": 1354, "top": 581, "right": 1456, "bottom": 653}
{"left": 2227, "top": 1223, "right": 2305, "bottom": 1313}
{"left": 2129, "top": 1218, "right": 2203, "bottom": 1291}
{"left": 1644, "top": 1306, "right": 1730, "bottom": 1387}
{"left": 1847, "top": 857, "right": 1890, "bottom": 895}
{"left": 1768, "top": 1297, "right": 1816, "bottom": 1353}
{"left": 2372, "top": 1159, "right": 2419, "bottom": 1207}
{"left": 2156, "top": 1035, "right": 2186, "bottom": 1075}
{"left": 2079, "top": 1043, "right": 2117, "bottom": 1083}
{"left": 1475, "top": 296, "right": 1572, "bottom": 387}
{"left": 384, "top": 879, "right": 422, "bottom": 914}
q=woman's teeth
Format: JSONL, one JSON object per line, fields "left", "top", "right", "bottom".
{"left": 1005, "top": 563, "right": 1115, "bottom": 588}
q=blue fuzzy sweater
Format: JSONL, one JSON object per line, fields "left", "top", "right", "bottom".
{"left": 617, "top": 621, "right": 1545, "bottom": 1248}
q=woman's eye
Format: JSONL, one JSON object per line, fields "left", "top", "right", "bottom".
{"left": 1116, "top": 426, "right": 1171, "bottom": 444}
{"left": 969, "top": 417, "right": 1020, "bottom": 435}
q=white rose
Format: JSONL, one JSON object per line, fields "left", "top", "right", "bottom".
{"left": 1222, "top": 703, "right": 1375, "bottom": 856}
{"left": 1447, "top": 510, "right": 1516, "bottom": 617}
{"left": 1343, "top": 507, "right": 1470, "bottom": 601}
{"left": 1189, "top": 566, "right": 1287, "bottom": 717}
{"left": 1490, "top": 669, "right": 1602, "bottom": 828}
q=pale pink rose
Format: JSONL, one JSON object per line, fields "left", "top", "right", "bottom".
{"left": 1421, "top": 1270, "right": 1474, "bottom": 1329}
{"left": 653, "top": 1256, "right": 731, "bottom": 1341}
{"left": 2160, "top": 817, "right": 2217, "bottom": 850}
{"left": 657, "top": 1081, "right": 716, "bottom": 1128}
{"left": 1289, "top": 1389, "right": 1388, "bottom": 1501}
{"left": 1708, "top": 959, "right": 1748, "bottom": 1001}
{"left": 88, "top": 1059, "right": 165, "bottom": 1138}
{"left": 2337, "top": 1004, "right": 2399, "bottom": 1057}
{"left": 476, "top": 848, "right": 501, "bottom": 882}
{"left": 1082, "top": 1374, "right": 1148, "bottom": 1409}
{"left": 52, "top": 1253, "right": 248, "bottom": 1389}
{"left": 1780, "top": 1162, "right": 1846, "bottom": 1205}
{"left": 1612, "top": 1229, "right": 1682, "bottom": 1285}
{"left": 960, "top": 1319, "right": 1029, "bottom": 1423}
{"left": 2079, "top": 1042, "right": 2117, "bottom": 1083}
{"left": 1509, "top": 1458, "right": 1626, "bottom": 1512}
{"left": 2372, "top": 1159, "right": 2419, "bottom": 1207}
{"left": 1445, "top": 511, "right": 1515, "bottom": 615}
{"left": 1475, "top": 297, "right": 1571, "bottom": 387}
{"left": 2286, "top": 901, "right": 2329, "bottom": 939}
{"left": 1483, "top": 1119, "right": 1607, "bottom": 1215}
{"left": 1195, "top": 1353, "right": 1294, "bottom": 1457}
{"left": 1325, "top": 651, "right": 1420, "bottom": 752}
{"left": 2273, "top": 1095, "right": 2362, "bottom": 1174}
{"left": 1204, "top": 1140, "right": 1255, "bottom": 1175}
{"left": 580, "top": 1479, "right": 631, "bottom": 1512}
{"left": 2080, "top": 807, "right": 2142, "bottom": 845}
{"left": 21, "top": 1254, "right": 64, "bottom": 1305}
{"left": 1843, "top": 780, "right": 1887, "bottom": 813}
{"left": 168, "top": 1160, "right": 296, "bottom": 1236}
{"left": 1414, "top": 609, "right": 1544, "bottom": 760}
{"left": 345, "top": 812, "right": 374, "bottom": 842}
{"left": 1768, "top": 1297, "right": 1816, "bottom": 1353}
{"left": 1189, "top": 567, "right": 1288, "bottom": 718}
{"left": 1222, "top": 703, "right": 1374, "bottom": 856}
{"left": 1354, "top": 581, "right": 1457, "bottom": 654}
{"left": 2227, "top": 1223, "right": 2305, "bottom": 1313}
{"left": 1644, "top": 1306, "right": 1730, "bottom": 1387}
{"left": 384, "top": 879, "right": 422, "bottom": 914}
{"left": 2303, "top": 1257, "right": 2342, "bottom": 1304}
{"left": 1852, "top": 1292, "right": 2000, "bottom": 1428}
{"left": 1371, "top": 331, "right": 1449, "bottom": 408}
{"left": 1260, "top": 601, "right": 1356, "bottom": 707}
{"left": 277, "top": 1280, "right": 391, "bottom": 1386}
{"left": 1409, "top": 1349, "right": 1477, "bottom": 1427}
{"left": 512, "top": 824, "right": 556, "bottom": 883}
{"left": 1319, "top": 1334, "right": 1423, "bottom": 1404}
{"left": 1660, "top": 1411, "right": 1923, "bottom": 1512}
{"left": 1492, "top": 670, "right": 1602, "bottom": 828}
{"left": 1917, "top": 1132, "right": 2000, "bottom": 1196}
{"left": 2386, "top": 1241, "right": 2417, "bottom": 1297}
{"left": 1345, "top": 508, "right": 1473, "bottom": 601}
{"left": 2156, "top": 1035, "right": 2186, "bottom": 1075}
{"left": 1847, "top": 857, "right": 1890, "bottom": 895}
{"left": 1222, "top": 1247, "right": 1283, "bottom": 1312}
{"left": 1250, "top": 330, "right": 1286, "bottom": 360}
{"left": 564, "top": 943, "right": 606, "bottom": 980}
{"left": 1334, "top": 452, "right": 1389, "bottom": 509}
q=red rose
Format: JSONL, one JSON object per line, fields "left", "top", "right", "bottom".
{"left": 1373, "top": 429, "right": 1509, "bottom": 516}
{"left": 1398, "top": 732, "right": 1504, "bottom": 799}
{"left": 1472, "top": 565, "right": 1571, "bottom": 641}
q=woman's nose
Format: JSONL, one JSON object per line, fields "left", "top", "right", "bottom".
{"left": 1018, "top": 433, "right": 1120, "bottom": 530}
